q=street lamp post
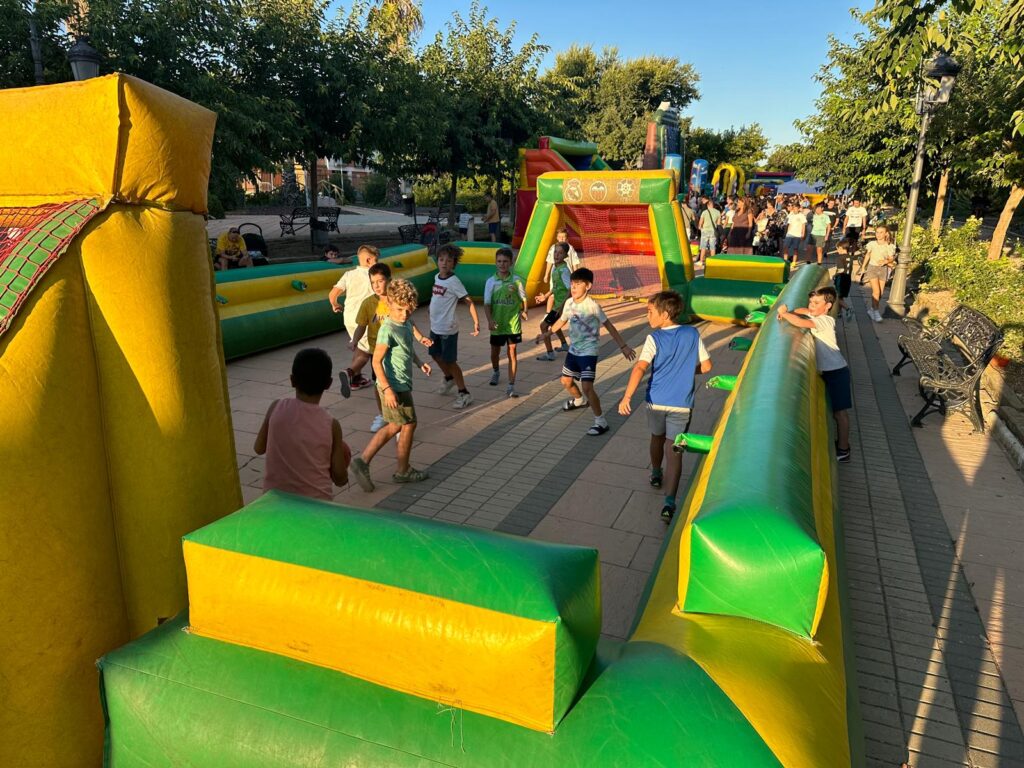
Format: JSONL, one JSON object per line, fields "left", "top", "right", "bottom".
{"left": 67, "top": 38, "right": 101, "bottom": 81}
{"left": 889, "top": 51, "right": 961, "bottom": 314}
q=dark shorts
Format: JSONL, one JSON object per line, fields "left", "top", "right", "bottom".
{"left": 562, "top": 353, "right": 598, "bottom": 382}
{"left": 490, "top": 333, "right": 522, "bottom": 347}
{"left": 783, "top": 235, "right": 804, "bottom": 253}
{"left": 821, "top": 367, "right": 852, "bottom": 413}
{"left": 543, "top": 310, "right": 560, "bottom": 327}
{"left": 381, "top": 389, "right": 416, "bottom": 425}
{"left": 488, "top": 222, "right": 499, "bottom": 236}
{"left": 429, "top": 332, "right": 459, "bottom": 363}
{"left": 845, "top": 226, "right": 862, "bottom": 241}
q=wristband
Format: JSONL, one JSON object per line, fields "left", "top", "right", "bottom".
{"left": 382, "top": 385, "right": 391, "bottom": 391}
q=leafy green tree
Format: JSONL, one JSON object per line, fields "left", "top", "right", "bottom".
{"left": 684, "top": 123, "right": 769, "bottom": 177}
{"left": 0, "top": 0, "right": 73, "bottom": 87}
{"left": 537, "top": 44, "right": 608, "bottom": 140}
{"left": 418, "top": 1, "right": 549, "bottom": 223}
{"left": 762, "top": 143, "right": 805, "bottom": 172}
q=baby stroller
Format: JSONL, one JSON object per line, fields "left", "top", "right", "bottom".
{"left": 239, "top": 223, "right": 270, "bottom": 265}
{"left": 755, "top": 219, "right": 784, "bottom": 256}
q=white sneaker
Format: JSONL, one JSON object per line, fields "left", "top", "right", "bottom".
{"left": 871, "top": 309, "right": 883, "bottom": 323}
{"left": 370, "top": 415, "right": 386, "bottom": 433}
{"left": 437, "top": 379, "right": 455, "bottom": 395}
{"left": 506, "top": 384, "right": 518, "bottom": 398}
{"left": 453, "top": 391, "right": 473, "bottom": 409}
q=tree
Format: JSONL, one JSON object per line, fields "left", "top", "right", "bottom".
{"left": 418, "top": 2, "right": 549, "bottom": 223}
{"left": 684, "top": 123, "right": 769, "bottom": 177}
{"left": 762, "top": 143, "right": 805, "bottom": 172}
{"left": 0, "top": 0, "right": 73, "bottom": 88}
{"left": 537, "top": 44, "right": 608, "bottom": 140}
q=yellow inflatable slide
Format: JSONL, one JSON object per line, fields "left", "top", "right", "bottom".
{"left": 0, "top": 75, "right": 241, "bottom": 766}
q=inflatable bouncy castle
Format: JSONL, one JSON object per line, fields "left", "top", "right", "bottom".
{"left": 0, "top": 75, "right": 241, "bottom": 766}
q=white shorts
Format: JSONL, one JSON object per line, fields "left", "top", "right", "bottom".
{"left": 345, "top": 320, "right": 371, "bottom": 353}
{"left": 646, "top": 403, "right": 692, "bottom": 439}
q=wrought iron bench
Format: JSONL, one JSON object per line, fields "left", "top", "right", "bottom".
{"left": 892, "top": 305, "right": 1003, "bottom": 432}
{"left": 279, "top": 207, "right": 341, "bottom": 236}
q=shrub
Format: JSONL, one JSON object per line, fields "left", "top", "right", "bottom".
{"left": 363, "top": 173, "right": 390, "bottom": 206}
{"left": 912, "top": 218, "right": 1024, "bottom": 362}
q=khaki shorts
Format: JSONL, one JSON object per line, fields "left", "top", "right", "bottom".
{"left": 345, "top": 320, "right": 372, "bottom": 353}
{"left": 646, "top": 403, "right": 692, "bottom": 439}
{"left": 863, "top": 264, "right": 888, "bottom": 282}
{"left": 381, "top": 389, "right": 416, "bottom": 426}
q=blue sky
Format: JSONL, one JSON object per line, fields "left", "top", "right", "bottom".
{"left": 414, "top": 0, "right": 875, "bottom": 149}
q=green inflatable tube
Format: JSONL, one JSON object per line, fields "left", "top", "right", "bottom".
{"left": 672, "top": 433, "right": 714, "bottom": 454}
{"left": 706, "top": 375, "right": 737, "bottom": 392}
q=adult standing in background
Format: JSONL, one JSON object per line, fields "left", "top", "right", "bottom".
{"left": 727, "top": 197, "right": 756, "bottom": 255}
{"left": 484, "top": 191, "right": 500, "bottom": 243}
{"left": 697, "top": 197, "right": 720, "bottom": 265}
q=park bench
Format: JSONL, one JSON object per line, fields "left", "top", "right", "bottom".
{"left": 279, "top": 206, "right": 342, "bottom": 236}
{"left": 891, "top": 304, "right": 1003, "bottom": 433}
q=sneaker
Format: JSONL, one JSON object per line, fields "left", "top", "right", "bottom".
{"left": 489, "top": 369, "right": 500, "bottom": 386}
{"left": 351, "top": 374, "right": 372, "bottom": 390}
{"left": 393, "top": 467, "right": 429, "bottom": 483}
{"left": 536, "top": 351, "right": 556, "bottom": 361}
{"left": 872, "top": 309, "right": 883, "bottom": 323}
{"left": 506, "top": 383, "right": 518, "bottom": 398}
{"left": 338, "top": 370, "right": 351, "bottom": 398}
{"left": 453, "top": 391, "right": 473, "bottom": 409}
{"left": 349, "top": 457, "right": 375, "bottom": 492}
{"left": 557, "top": 343, "right": 570, "bottom": 352}
{"left": 369, "top": 414, "right": 386, "bottom": 433}
{"left": 661, "top": 503, "right": 675, "bottom": 522}
{"left": 836, "top": 447, "right": 851, "bottom": 463}
{"left": 437, "top": 378, "right": 456, "bottom": 395}
{"left": 650, "top": 468, "right": 663, "bottom": 488}
{"left": 586, "top": 422, "right": 610, "bottom": 436}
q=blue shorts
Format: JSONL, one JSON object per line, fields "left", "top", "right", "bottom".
{"left": 821, "top": 366, "right": 852, "bottom": 412}
{"left": 429, "top": 332, "right": 459, "bottom": 364}
{"left": 562, "top": 353, "right": 598, "bottom": 382}
{"left": 488, "top": 222, "right": 499, "bottom": 236}
{"left": 783, "top": 236, "right": 804, "bottom": 254}
{"left": 699, "top": 232, "right": 716, "bottom": 251}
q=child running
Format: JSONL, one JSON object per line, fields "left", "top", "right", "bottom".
{"left": 776, "top": 286, "right": 852, "bottom": 462}
{"left": 351, "top": 263, "right": 432, "bottom": 433}
{"left": 484, "top": 247, "right": 528, "bottom": 398}
{"left": 254, "top": 348, "right": 350, "bottom": 501}
{"left": 541, "top": 267, "right": 636, "bottom": 436}
{"left": 833, "top": 238, "right": 854, "bottom": 320}
{"left": 535, "top": 241, "right": 572, "bottom": 360}
{"left": 430, "top": 243, "right": 480, "bottom": 409}
{"left": 618, "top": 291, "right": 712, "bottom": 522}
{"left": 328, "top": 244, "right": 380, "bottom": 396}
{"left": 859, "top": 224, "right": 896, "bottom": 323}
{"left": 349, "top": 279, "right": 432, "bottom": 491}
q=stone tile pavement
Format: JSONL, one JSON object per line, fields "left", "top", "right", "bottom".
{"left": 226, "top": 280, "right": 1024, "bottom": 766}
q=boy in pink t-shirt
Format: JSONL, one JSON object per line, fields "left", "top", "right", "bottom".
{"left": 255, "top": 348, "right": 350, "bottom": 500}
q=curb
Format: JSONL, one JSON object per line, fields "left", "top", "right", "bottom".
{"left": 988, "top": 410, "right": 1024, "bottom": 472}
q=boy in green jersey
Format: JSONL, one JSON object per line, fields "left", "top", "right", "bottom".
{"left": 349, "top": 279, "right": 432, "bottom": 492}
{"left": 534, "top": 241, "right": 572, "bottom": 361}
{"left": 484, "top": 247, "right": 528, "bottom": 398}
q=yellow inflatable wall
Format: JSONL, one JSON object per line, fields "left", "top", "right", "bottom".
{"left": 0, "top": 75, "right": 242, "bottom": 766}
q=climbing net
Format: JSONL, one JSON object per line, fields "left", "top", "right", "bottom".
{"left": 562, "top": 205, "right": 661, "bottom": 300}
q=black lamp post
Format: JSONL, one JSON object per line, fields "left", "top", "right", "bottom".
{"left": 67, "top": 38, "right": 101, "bottom": 81}
{"left": 889, "top": 51, "right": 961, "bottom": 313}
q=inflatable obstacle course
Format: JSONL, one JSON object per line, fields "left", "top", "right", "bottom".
{"left": 0, "top": 74, "right": 241, "bottom": 766}
{"left": 100, "top": 264, "right": 861, "bottom": 766}
{"left": 217, "top": 244, "right": 435, "bottom": 359}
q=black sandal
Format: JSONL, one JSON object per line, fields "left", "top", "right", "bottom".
{"left": 563, "top": 398, "right": 588, "bottom": 411}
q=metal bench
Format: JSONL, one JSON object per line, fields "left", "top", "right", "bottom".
{"left": 279, "top": 206, "right": 341, "bottom": 236}
{"left": 892, "top": 305, "right": 1003, "bottom": 432}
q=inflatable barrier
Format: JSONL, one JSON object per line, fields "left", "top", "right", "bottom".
{"left": 0, "top": 75, "right": 241, "bottom": 766}
{"left": 217, "top": 244, "right": 434, "bottom": 359}
{"left": 99, "top": 265, "right": 860, "bottom": 766}
{"left": 449, "top": 240, "right": 504, "bottom": 298}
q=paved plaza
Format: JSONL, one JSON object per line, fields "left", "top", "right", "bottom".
{"left": 227, "top": 281, "right": 1024, "bottom": 767}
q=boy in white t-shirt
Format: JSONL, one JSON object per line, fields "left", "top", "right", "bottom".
{"left": 783, "top": 202, "right": 807, "bottom": 263}
{"left": 542, "top": 227, "right": 581, "bottom": 286}
{"left": 777, "top": 286, "right": 852, "bottom": 463}
{"left": 430, "top": 243, "right": 480, "bottom": 409}
{"left": 843, "top": 198, "right": 868, "bottom": 249}
{"left": 328, "top": 244, "right": 379, "bottom": 396}
{"left": 540, "top": 267, "right": 636, "bottom": 436}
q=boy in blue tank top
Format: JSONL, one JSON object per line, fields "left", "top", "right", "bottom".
{"left": 618, "top": 291, "right": 712, "bottom": 522}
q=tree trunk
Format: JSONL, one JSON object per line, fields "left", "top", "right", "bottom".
{"left": 931, "top": 167, "right": 950, "bottom": 237}
{"left": 448, "top": 173, "right": 458, "bottom": 230}
{"left": 988, "top": 184, "right": 1024, "bottom": 260}
{"left": 308, "top": 154, "right": 319, "bottom": 252}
